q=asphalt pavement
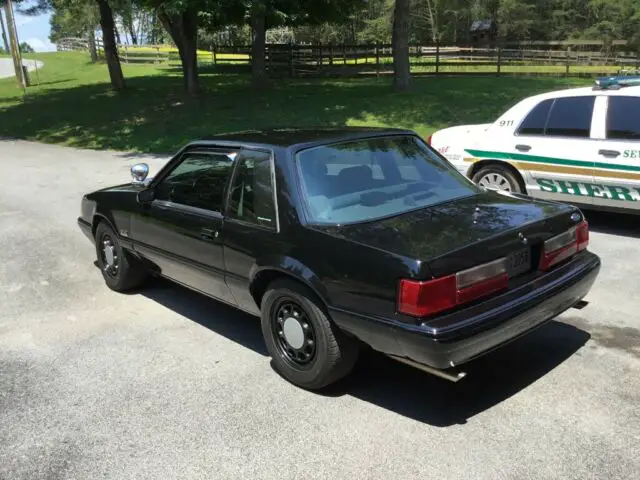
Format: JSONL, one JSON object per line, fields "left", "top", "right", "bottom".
{"left": 0, "top": 139, "right": 639, "bottom": 479}
{"left": 0, "top": 58, "right": 43, "bottom": 79}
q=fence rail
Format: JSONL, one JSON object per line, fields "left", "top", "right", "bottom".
{"left": 207, "top": 42, "right": 640, "bottom": 78}
{"left": 56, "top": 38, "right": 640, "bottom": 78}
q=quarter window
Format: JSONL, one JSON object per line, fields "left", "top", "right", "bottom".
{"left": 155, "top": 151, "right": 236, "bottom": 211}
{"left": 517, "top": 99, "right": 553, "bottom": 136}
{"left": 227, "top": 150, "right": 277, "bottom": 229}
{"left": 606, "top": 96, "right": 640, "bottom": 140}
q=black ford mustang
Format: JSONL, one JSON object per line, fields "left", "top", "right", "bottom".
{"left": 77, "top": 127, "right": 601, "bottom": 389}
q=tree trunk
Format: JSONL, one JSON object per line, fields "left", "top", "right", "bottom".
{"left": 0, "top": 8, "right": 10, "bottom": 54}
{"left": 88, "top": 28, "right": 98, "bottom": 63}
{"left": 158, "top": 8, "right": 199, "bottom": 96}
{"left": 251, "top": 2, "right": 267, "bottom": 89}
{"left": 126, "top": 18, "right": 137, "bottom": 45}
{"left": 425, "top": 0, "right": 439, "bottom": 43}
{"left": 96, "top": 0, "right": 125, "bottom": 90}
{"left": 392, "top": 0, "right": 410, "bottom": 91}
{"left": 114, "top": 23, "right": 122, "bottom": 45}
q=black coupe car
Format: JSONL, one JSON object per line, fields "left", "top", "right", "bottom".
{"left": 78, "top": 127, "right": 601, "bottom": 389}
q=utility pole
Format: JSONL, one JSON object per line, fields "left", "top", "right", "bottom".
{"left": 3, "top": 0, "right": 26, "bottom": 89}
{"left": 0, "top": 8, "right": 10, "bottom": 54}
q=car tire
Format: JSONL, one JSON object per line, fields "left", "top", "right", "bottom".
{"left": 472, "top": 164, "right": 525, "bottom": 194}
{"left": 94, "top": 221, "right": 148, "bottom": 292}
{"left": 261, "top": 278, "right": 360, "bottom": 390}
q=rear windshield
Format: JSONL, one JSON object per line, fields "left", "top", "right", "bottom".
{"left": 296, "top": 135, "right": 480, "bottom": 224}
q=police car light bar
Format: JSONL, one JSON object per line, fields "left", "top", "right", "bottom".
{"left": 594, "top": 75, "right": 640, "bottom": 90}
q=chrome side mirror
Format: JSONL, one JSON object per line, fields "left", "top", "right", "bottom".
{"left": 131, "top": 163, "right": 149, "bottom": 183}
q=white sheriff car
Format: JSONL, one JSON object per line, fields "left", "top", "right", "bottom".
{"left": 428, "top": 76, "right": 640, "bottom": 214}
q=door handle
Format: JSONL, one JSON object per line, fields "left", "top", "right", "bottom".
{"left": 515, "top": 144, "right": 531, "bottom": 152}
{"left": 200, "top": 228, "right": 218, "bottom": 241}
{"left": 599, "top": 149, "right": 621, "bottom": 158}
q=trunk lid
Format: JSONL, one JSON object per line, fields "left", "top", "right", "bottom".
{"left": 317, "top": 191, "right": 580, "bottom": 278}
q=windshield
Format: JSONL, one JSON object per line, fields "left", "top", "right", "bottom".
{"left": 296, "top": 134, "right": 481, "bottom": 225}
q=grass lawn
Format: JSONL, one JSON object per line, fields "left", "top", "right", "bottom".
{"left": 0, "top": 51, "right": 593, "bottom": 154}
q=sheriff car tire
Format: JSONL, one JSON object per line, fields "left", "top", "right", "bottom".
{"left": 472, "top": 164, "right": 525, "bottom": 194}
{"left": 261, "top": 278, "right": 360, "bottom": 390}
{"left": 94, "top": 222, "right": 148, "bottom": 292}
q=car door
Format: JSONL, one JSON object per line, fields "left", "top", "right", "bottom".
{"left": 504, "top": 95, "right": 598, "bottom": 208}
{"left": 221, "top": 148, "right": 281, "bottom": 317}
{"left": 131, "top": 148, "right": 239, "bottom": 305}
{"left": 591, "top": 94, "right": 640, "bottom": 211}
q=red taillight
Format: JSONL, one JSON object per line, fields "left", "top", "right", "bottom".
{"left": 398, "top": 258, "right": 509, "bottom": 317}
{"left": 539, "top": 220, "right": 589, "bottom": 271}
{"left": 577, "top": 220, "right": 589, "bottom": 251}
{"left": 398, "top": 276, "right": 456, "bottom": 317}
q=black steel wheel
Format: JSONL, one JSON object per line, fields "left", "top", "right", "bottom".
{"left": 271, "top": 299, "right": 317, "bottom": 369}
{"left": 261, "top": 278, "right": 360, "bottom": 390}
{"left": 94, "top": 222, "right": 148, "bottom": 292}
{"left": 99, "top": 233, "right": 120, "bottom": 279}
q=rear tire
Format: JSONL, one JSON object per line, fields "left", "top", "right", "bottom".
{"left": 472, "top": 164, "right": 525, "bottom": 194}
{"left": 260, "top": 278, "right": 360, "bottom": 390}
{"left": 94, "top": 222, "right": 148, "bottom": 292}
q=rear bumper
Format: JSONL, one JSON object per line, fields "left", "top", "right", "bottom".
{"left": 331, "top": 250, "right": 601, "bottom": 370}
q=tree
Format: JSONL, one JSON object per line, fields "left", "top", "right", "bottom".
{"left": 392, "top": 0, "right": 410, "bottom": 91}
{"left": 156, "top": 3, "right": 201, "bottom": 95}
{"left": 97, "top": 0, "right": 126, "bottom": 89}
{"left": 49, "top": 0, "right": 100, "bottom": 62}
{"left": 19, "top": 40, "right": 33, "bottom": 52}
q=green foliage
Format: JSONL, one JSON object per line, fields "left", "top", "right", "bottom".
{"left": 19, "top": 41, "right": 34, "bottom": 52}
{"left": 48, "top": 0, "right": 98, "bottom": 43}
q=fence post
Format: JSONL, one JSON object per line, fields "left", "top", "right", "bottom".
{"left": 329, "top": 43, "right": 334, "bottom": 67}
{"left": 289, "top": 43, "right": 294, "bottom": 78}
{"left": 343, "top": 44, "right": 347, "bottom": 65}
{"left": 267, "top": 44, "right": 271, "bottom": 74}
{"left": 376, "top": 42, "right": 380, "bottom": 77}
{"left": 566, "top": 46, "right": 570, "bottom": 76}
{"left": 435, "top": 42, "right": 440, "bottom": 75}
{"left": 497, "top": 44, "right": 502, "bottom": 76}
{"left": 211, "top": 45, "right": 217, "bottom": 65}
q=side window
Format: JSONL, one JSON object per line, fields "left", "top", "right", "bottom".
{"left": 545, "top": 96, "right": 595, "bottom": 138}
{"left": 155, "top": 151, "right": 236, "bottom": 211}
{"left": 517, "top": 99, "right": 553, "bottom": 136}
{"left": 227, "top": 150, "right": 277, "bottom": 229}
{"left": 606, "top": 96, "right": 640, "bottom": 140}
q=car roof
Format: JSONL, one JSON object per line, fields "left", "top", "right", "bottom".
{"left": 191, "top": 127, "right": 417, "bottom": 149}
{"left": 524, "top": 84, "right": 640, "bottom": 103}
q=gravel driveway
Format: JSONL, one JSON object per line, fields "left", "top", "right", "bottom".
{"left": 0, "top": 139, "right": 639, "bottom": 479}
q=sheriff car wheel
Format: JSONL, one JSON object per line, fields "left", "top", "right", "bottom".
{"left": 472, "top": 165, "right": 525, "bottom": 194}
{"left": 261, "top": 278, "right": 360, "bottom": 390}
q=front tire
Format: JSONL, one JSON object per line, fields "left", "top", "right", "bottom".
{"left": 472, "top": 164, "right": 525, "bottom": 194}
{"left": 260, "top": 278, "right": 360, "bottom": 390}
{"left": 94, "top": 222, "right": 148, "bottom": 292}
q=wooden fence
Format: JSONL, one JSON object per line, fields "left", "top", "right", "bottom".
{"left": 56, "top": 38, "right": 640, "bottom": 78}
{"left": 207, "top": 42, "right": 640, "bottom": 78}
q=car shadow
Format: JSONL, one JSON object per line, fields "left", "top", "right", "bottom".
{"left": 582, "top": 209, "right": 640, "bottom": 239}
{"left": 141, "top": 277, "right": 590, "bottom": 427}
